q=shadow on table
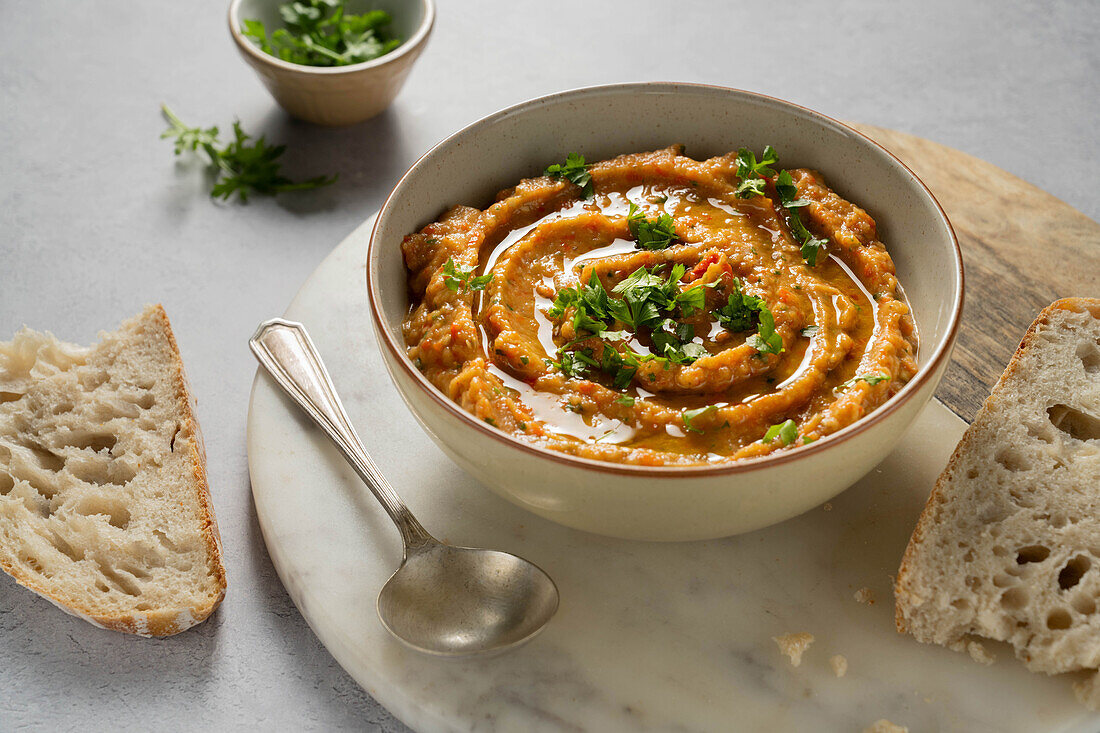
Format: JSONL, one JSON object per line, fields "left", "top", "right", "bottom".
{"left": 256, "top": 106, "right": 412, "bottom": 218}
{"left": 157, "top": 105, "right": 412, "bottom": 220}
{"left": 0, "top": 569, "right": 224, "bottom": 683}
{"left": 242, "top": 472, "right": 412, "bottom": 731}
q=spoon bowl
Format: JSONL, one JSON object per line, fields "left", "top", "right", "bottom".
{"left": 378, "top": 543, "right": 559, "bottom": 656}
{"left": 249, "top": 318, "right": 559, "bottom": 655}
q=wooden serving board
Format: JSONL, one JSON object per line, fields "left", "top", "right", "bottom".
{"left": 851, "top": 124, "right": 1100, "bottom": 421}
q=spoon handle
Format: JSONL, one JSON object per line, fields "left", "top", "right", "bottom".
{"left": 250, "top": 318, "right": 433, "bottom": 550}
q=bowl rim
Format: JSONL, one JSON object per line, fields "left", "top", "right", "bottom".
{"left": 227, "top": 0, "right": 435, "bottom": 76}
{"left": 366, "top": 82, "right": 965, "bottom": 477}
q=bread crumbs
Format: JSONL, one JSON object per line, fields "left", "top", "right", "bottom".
{"left": 830, "top": 654, "right": 848, "bottom": 677}
{"left": 854, "top": 587, "right": 875, "bottom": 605}
{"left": 773, "top": 632, "right": 814, "bottom": 667}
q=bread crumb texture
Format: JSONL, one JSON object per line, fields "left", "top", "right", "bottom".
{"left": 965, "top": 639, "right": 995, "bottom": 665}
{"left": 854, "top": 586, "right": 875, "bottom": 605}
{"left": 896, "top": 299, "right": 1100, "bottom": 677}
{"left": 829, "top": 653, "right": 848, "bottom": 677}
{"left": 0, "top": 305, "right": 226, "bottom": 636}
{"left": 862, "top": 720, "right": 908, "bottom": 733}
{"left": 773, "top": 631, "right": 814, "bottom": 667}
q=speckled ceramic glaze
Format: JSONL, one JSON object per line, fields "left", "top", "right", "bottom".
{"left": 368, "top": 84, "right": 964, "bottom": 541}
{"left": 228, "top": 0, "right": 434, "bottom": 126}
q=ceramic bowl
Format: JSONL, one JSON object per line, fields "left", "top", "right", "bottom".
{"left": 367, "top": 83, "right": 964, "bottom": 541}
{"left": 227, "top": 0, "right": 434, "bottom": 126}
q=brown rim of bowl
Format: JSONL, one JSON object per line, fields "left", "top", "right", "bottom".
{"left": 227, "top": 0, "right": 435, "bottom": 75}
{"left": 366, "top": 82, "right": 965, "bottom": 477}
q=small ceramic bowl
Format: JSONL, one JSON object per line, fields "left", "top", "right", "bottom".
{"left": 227, "top": 0, "right": 434, "bottom": 126}
{"left": 367, "top": 83, "right": 964, "bottom": 541}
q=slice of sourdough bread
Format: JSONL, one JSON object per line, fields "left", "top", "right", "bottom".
{"left": 0, "top": 305, "right": 226, "bottom": 636}
{"left": 895, "top": 298, "right": 1100, "bottom": 696}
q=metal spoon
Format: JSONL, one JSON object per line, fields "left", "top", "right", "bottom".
{"left": 250, "top": 318, "right": 559, "bottom": 656}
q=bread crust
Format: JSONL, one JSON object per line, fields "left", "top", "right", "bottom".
{"left": 895, "top": 298, "right": 1100, "bottom": 636}
{"left": 0, "top": 305, "right": 227, "bottom": 637}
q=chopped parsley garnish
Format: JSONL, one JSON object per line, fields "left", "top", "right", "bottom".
{"left": 774, "top": 170, "right": 828, "bottom": 266}
{"left": 545, "top": 351, "right": 588, "bottom": 379}
{"left": 442, "top": 258, "right": 493, "bottom": 292}
{"left": 714, "top": 277, "right": 765, "bottom": 332}
{"left": 682, "top": 405, "right": 717, "bottom": 434}
{"left": 161, "top": 105, "right": 337, "bottom": 202}
{"left": 627, "top": 203, "right": 678, "bottom": 250}
{"left": 544, "top": 265, "right": 710, "bottom": 383}
{"left": 747, "top": 307, "right": 784, "bottom": 355}
{"left": 734, "top": 145, "right": 778, "bottom": 198}
{"left": 763, "top": 419, "right": 798, "bottom": 446}
{"left": 840, "top": 373, "right": 890, "bottom": 389}
{"left": 544, "top": 153, "right": 594, "bottom": 198}
{"left": 712, "top": 277, "right": 783, "bottom": 356}
{"left": 614, "top": 394, "right": 636, "bottom": 407}
{"left": 241, "top": 1, "right": 402, "bottom": 67}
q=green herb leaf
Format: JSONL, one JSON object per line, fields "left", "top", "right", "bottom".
{"left": 545, "top": 350, "right": 589, "bottom": 379}
{"left": 675, "top": 283, "right": 707, "bottom": 317}
{"left": 774, "top": 170, "right": 828, "bottom": 266}
{"left": 545, "top": 153, "right": 593, "bottom": 198}
{"left": 242, "top": 0, "right": 402, "bottom": 67}
{"left": 545, "top": 264, "right": 711, "bottom": 385}
{"left": 715, "top": 277, "right": 764, "bottom": 333}
{"left": 161, "top": 105, "right": 336, "bottom": 202}
{"left": 614, "top": 394, "right": 636, "bottom": 407}
{"left": 747, "top": 306, "right": 784, "bottom": 355}
{"left": 763, "top": 419, "right": 798, "bottom": 446}
{"left": 682, "top": 405, "right": 717, "bottom": 434}
{"left": 840, "top": 373, "right": 891, "bottom": 389}
{"left": 442, "top": 257, "right": 493, "bottom": 292}
{"left": 734, "top": 145, "right": 778, "bottom": 198}
{"left": 626, "top": 203, "right": 678, "bottom": 250}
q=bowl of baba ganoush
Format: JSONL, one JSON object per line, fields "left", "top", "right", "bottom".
{"left": 367, "top": 83, "right": 963, "bottom": 541}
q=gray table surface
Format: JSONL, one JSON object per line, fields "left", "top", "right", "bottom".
{"left": 2, "top": 1, "right": 1097, "bottom": 730}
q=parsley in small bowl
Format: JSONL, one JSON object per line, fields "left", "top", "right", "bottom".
{"left": 242, "top": 0, "right": 404, "bottom": 68}
{"left": 228, "top": 0, "right": 435, "bottom": 125}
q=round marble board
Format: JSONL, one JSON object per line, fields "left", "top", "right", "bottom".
{"left": 246, "top": 129, "right": 1100, "bottom": 733}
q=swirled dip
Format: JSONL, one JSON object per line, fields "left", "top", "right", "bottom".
{"left": 401, "top": 146, "right": 917, "bottom": 466}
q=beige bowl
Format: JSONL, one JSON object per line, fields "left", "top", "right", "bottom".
{"left": 227, "top": 0, "right": 434, "bottom": 126}
{"left": 367, "top": 83, "right": 964, "bottom": 541}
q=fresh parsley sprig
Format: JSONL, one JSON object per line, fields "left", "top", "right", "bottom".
{"left": 544, "top": 153, "right": 594, "bottom": 198}
{"left": 774, "top": 170, "right": 828, "bottom": 266}
{"left": 732, "top": 145, "right": 828, "bottom": 266}
{"left": 747, "top": 306, "right": 784, "bottom": 356}
{"left": 714, "top": 277, "right": 764, "bottom": 333}
{"left": 161, "top": 105, "right": 337, "bottom": 202}
{"left": 242, "top": 0, "right": 402, "bottom": 67}
{"left": 626, "top": 203, "right": 678, "bottom": 250}
{"left": 734, "top": 145, "right": 778, "bottom": 198}
{"left": 712, "top": 277, "right": 783, "bottom": 356}
{"left": 442, "top": 258, "right": 493, "bottom": 293}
